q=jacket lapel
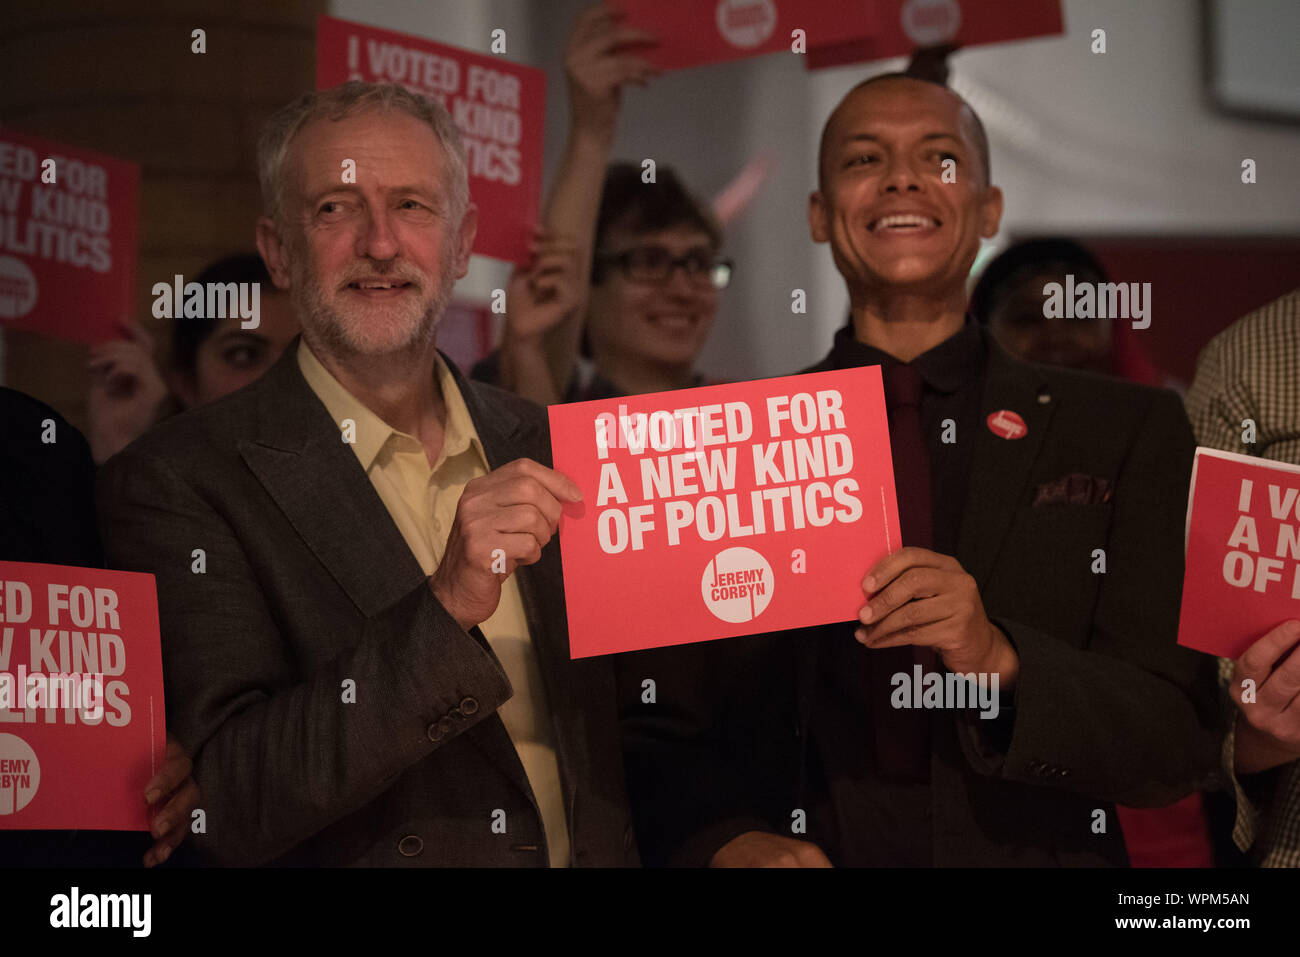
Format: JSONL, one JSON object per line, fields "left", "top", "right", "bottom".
{"left": 955, "top": 342, "right": 1059, "bottom": 588}
{"left": 452, "top": 362, "right": 592, "bottom": 837}
{"left": 238, "top": 341, "right": 428, "bottom": 616}
{"left": 238, "top": 344, "right": 542, "bottom": 805}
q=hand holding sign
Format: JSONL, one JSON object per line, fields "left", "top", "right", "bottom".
{"left": 855, "top": 546, "right": 1019, "bottom": 686}
{"left": 505, "top": 231, "right": 584, "bottom": 342}
{"left": 566, "top": 4, "right": 660, "bottom": 138}
{"left": 1229, "top": 620, "right": 1300, "bottom": 775}
{"left": 550, "top": 367, "right": 899, "bottom": 657}
{"left": 1178, "top": 449, "right": 1300, "bottom": 659}
{"left": 142, "top": 732, "right": 199, "bottom": 867}
{"left": 86, "top": 323, "right": 169, "bottom": 463}
{"left": 430, "top": 458, "right": 583, "bottom": 632}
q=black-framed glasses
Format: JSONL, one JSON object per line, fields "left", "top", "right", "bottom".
{"left": 595, "top": 246, "right": 733, "bottom": 290}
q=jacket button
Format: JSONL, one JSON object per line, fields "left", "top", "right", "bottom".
{"left": 1056, "top": 767, "right": 1071, "bottom": 779}
{"left": 438, "top": 715, "right": 455, "bottom": 735}
{"left": 459, "top": 697, "right": 479, "bottom": 715}
{"left": 397, "top": 834, "right": 423, "bottom": 857}
{"left": 1026, "top": 759, "right": 1042, "bottom": 773}
{"left": 427, "top": 723, "right": 443, "bottom": 743}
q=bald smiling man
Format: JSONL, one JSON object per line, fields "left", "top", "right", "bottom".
{"left": 619, "top": 74, "right": 1228, "bottom": 868}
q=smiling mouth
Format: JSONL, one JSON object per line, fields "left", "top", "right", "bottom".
{"left": 346, "top": 279, "right": 413, "bottom": 292}
{"left": 868, "top": 214, "right": 942, "bottom": 233}
{"left": 649, "top": 313, "right": 698, "bottom": 331}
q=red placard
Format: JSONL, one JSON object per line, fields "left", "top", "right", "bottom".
{"left": 315, "top": 16, "right": 545, "bottom": 265}
{"left": 0, "top": 130, "right": 139, "bottom": 345}
{"left": 0, "top": 562, "right": 165, "bottom": 830}
{"left": 609, "top": 0, "right": 877, "bottom": 71}
{"left": 1177, "top": 449, "right": 1300, "bottom": 660}
{"left": 807, "top": 0, "right": 1063, "bottom": 69}
{"left": 549, "top": 367, "right": 899, "bottom": 658}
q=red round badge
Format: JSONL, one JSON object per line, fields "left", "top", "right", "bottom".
{"left": 986, "top": 409, "right": 1028, "bottom": 440}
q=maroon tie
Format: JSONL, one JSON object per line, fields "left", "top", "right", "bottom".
{"left": 868, "top": 363, "right": 937, "bottom": 780}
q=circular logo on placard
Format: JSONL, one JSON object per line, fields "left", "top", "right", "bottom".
{"left": 716, "top": 0, "right": 777, "bottom": 49}
{"left": 901, "top": 0, "right": 962, "bottom": 47}
{"left": 702, "top": 546, "right": 774, "bottom": 623}
{"left": 0, "top": 734, "right": 40, "bottom": 815}
{"left": 986, "top": 409, "right": 1028, "bottom": 440}
{"left": 0, "top": 257, "right": 38, "bottom": 319}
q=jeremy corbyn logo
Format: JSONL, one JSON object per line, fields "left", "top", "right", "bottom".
{"left": 0, "top": 733, "right": 40, "bottom": 815}
{"left": 0, "top": 256, "right": 38, "bottom": 319}
{"left": 715, "top": 0, "right": 776, "bottom": 49}
{"left": 702, "top": 546, "right": 773, "bottom": 623}
{"left": 901, "top": 0, "right": 962, "bottom": 46}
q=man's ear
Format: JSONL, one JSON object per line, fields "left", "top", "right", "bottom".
{"left": 978, "top": 185, "right": 1004, "bottom": 240}
{"left": 255, "top": 217, "right": 293, "bottom": 291}
{"left": 809, "top": 191, "right": 829, "bottom": 244}
{"left": 453, "top": 202, "right": 478, "bottom": 278}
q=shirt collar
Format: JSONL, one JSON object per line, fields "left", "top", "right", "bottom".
{"left": 434, "top": 352, "right": 486, "bottom": 470}
{"left": 297, "top": 339, "right": 487, "bottom": 473}
{"left": 826, "top": 314, "right": 987, "bottom": 394}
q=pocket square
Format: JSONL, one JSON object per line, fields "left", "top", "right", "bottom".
{"left": 1032, "top": 473, "right": 1112, "bottom": 506}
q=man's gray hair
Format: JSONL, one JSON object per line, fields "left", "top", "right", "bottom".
{"left": 257, "top": 81, "right": 469, "bottom": 227}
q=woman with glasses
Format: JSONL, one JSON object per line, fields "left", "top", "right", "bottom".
{"left": 474, "top": 5, "right": 731, "bottom": 404}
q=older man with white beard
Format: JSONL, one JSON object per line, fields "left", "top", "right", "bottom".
{"left": 97, "top": 82, "right": 639, "bottom": 867}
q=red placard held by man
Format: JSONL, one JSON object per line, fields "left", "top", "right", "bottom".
{"left": 0, "top": 130, "right": 139, "bottom": 345}
{"left": 807, "top": 0, "right": 1063, "bottom": 70}
{"left": 609, "top": 0, "right": 877, "bottom": 71}
{"left": 549, "top": 367, "right": 900, "bottom": 658}
{"left": 315, "top": 15, "right": 546, "bottom": 265}
{"left": 0, "top": 562, "right": 165, "bottom": 830}
{"left": 1177, "top": 449, "right": 1300, "bottom": 660}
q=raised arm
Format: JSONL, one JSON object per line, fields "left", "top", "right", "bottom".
{"left": 500, "top": 4, "right": 657, "bottom": 403}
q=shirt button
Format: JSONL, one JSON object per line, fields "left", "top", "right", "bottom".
{"left": 397, "top": 834, "right": 424, "bottom": 857}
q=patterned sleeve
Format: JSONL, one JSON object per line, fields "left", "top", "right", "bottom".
{"left": 1190, "top": 291, "right": 1300, "bottom": 867}
{"left": 1185, "top": 328, "right": 1253, "bottom": 456}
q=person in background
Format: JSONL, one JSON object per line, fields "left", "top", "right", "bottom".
{"left": 0, "top": 386, "right": 199, "bottom": 867}
{"left": 87, "top": 253, "right": 300, "bottom": 462}
{"left": 474, "top": 4, "right": 732, "bottom": 405}
{"left": 971, "top": 237, "right": 1218, "bottom": 867}
{"left": 1185, "top": 286, "right": 1300, "bottom": 867}
{"left": 970, "top": 237, "right": 1166, "bottom": 388}
{"left": 620, "top": 72, "right": 1225, "bottom": 868}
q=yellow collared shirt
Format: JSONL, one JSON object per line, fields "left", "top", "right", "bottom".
{"left": 298, "top": 340, "right": 570, "bottom": 867}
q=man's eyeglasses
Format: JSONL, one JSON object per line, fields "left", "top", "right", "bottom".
{"left": 594, "top": 246, "right": 733, "bottom": 290}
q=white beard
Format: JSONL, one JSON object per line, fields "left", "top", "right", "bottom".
{"left": 290, "top": 244, "right": 457, "bottom": 359}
